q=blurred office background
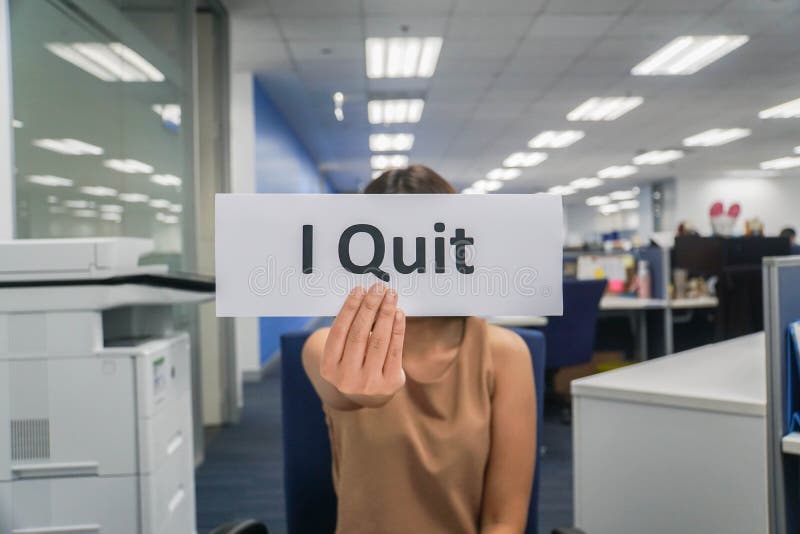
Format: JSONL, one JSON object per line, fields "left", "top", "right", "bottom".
{"left": 2, "top": 0, "right": 800, "bottom": 533}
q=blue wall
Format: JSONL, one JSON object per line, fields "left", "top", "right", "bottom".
{"left": 252, "top": 78, "right": 332, "bottom": 365}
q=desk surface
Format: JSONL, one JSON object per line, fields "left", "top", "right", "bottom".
{"left": 600, "top": 295, "right": 719, "bottom": 310}
{"left": 572, "top": 332, "right": 766, "bottom": 416}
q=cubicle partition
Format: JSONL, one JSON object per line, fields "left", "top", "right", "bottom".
{"left": 764, "top": 256, "right": 800, "bottom": 534}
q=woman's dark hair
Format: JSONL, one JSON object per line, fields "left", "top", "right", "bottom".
{"left": 365, "top": 165, "right": 456, "bottom": 195}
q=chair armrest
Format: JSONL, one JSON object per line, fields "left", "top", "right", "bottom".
{"left": 209, "top": 519, "right": 269, "bottom": 534}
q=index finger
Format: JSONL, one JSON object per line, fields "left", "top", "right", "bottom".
{"left": 324, "top": 286, "right": 366, "bottom": 363}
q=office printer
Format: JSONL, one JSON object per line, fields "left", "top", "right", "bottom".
{"left": 0, "top": 238, "right": 214, "bottom": 534}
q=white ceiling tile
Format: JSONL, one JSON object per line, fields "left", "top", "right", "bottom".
{"left": 441, "top": 40, "right": 520, "bottom": 60}
{"left": 607, "top": 14, "right": 703, "bottom": 37}
{"left": 278, "top": 16, "right": 361, "bottom": 40}
{"left": 545, "top": 0, "right": 638, "bottom": 15}
{"left": 363, "top": 0, "right": 455, "bottom": 15}
{"left": 287, "top": 40, "right": 363, "bottom": 61}
{"left": 231, "top": 16, "right": 283, "bottom": 42}
{"left": 454, "top": 0, "right": 546, "bottom": 14}
{"left": 268, "top": 0, "right": 361, "bottom": 16}
{"left": 528, "top": 14, "right": 621, "bottom": 37}
{"left": 447, "top": 15, "right": 535, "bottom": 40}
{"left": 364, "top": 16, "right": 449, "bottom": 36}
{"left": 633, "top": 0, "right": 728, "bottom": 13}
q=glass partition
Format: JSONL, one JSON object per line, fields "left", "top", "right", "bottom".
{"left": 10, "top": 0, "right": 193, "bottom": 269}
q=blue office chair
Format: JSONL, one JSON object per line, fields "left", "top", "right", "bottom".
{"left": 541, "top": 279, "right": 607, "bottom": 370}
{"left": 280, "top": 326, "right": 546, "bottom": 534}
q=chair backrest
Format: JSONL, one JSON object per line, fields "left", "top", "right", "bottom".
{"left": 280, "top": 326, "right": 547, "bottom": 534}
{"left": 542, "top": 279, "right": 607, "bottom": 369}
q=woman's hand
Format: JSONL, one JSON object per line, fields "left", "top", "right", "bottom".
{"left": 318, "top": 283, "right": 406, "bottom": 408}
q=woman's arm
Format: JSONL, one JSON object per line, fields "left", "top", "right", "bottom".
{"left": 302, "top": 284, "right": 406, "bottom": 411}
{"left": 481, "top": 326, "right": 537, "bottom": 534}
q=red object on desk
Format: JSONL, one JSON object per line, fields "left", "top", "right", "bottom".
{"left": 608, "top": 278, "right": 625, "bottom": 293}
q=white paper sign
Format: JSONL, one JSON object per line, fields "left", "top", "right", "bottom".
{"left": 215, "top": 194, "right": 563, "bottom": 317}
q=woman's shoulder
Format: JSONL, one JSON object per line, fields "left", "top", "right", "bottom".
{"left": 484, "top": 323, "right": 531, "bottom": 365}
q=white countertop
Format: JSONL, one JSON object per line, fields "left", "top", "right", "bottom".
{"left": 600, "top": 296, "right": 667, "bottom": 310}
{"left": 572, "top": 333, "right": 766, "bottom": 416}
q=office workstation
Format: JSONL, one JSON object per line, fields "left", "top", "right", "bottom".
{"left": 2, "top": 1, "right": 800, "bottom": 533}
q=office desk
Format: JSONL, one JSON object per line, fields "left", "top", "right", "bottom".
{"left": 572, "top": 334, "right": 767, "bottom": 534}
{"left": 599, "top": 296, "right": 719, "bottom": 359}
{"left": 486, "top": 315, "right": 548, "bottom": 328}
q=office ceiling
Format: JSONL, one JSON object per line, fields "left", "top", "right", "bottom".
{"left": 224, "top": 0, "right": 800, "bottom": 198}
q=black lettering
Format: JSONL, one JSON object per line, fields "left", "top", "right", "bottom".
{"left": 338, "top": 224, "right": 390, "bottom": 282}
{"left": 393, "top": 237, "right": 425, "bottom": 274}
{"left": 450, "top": 228, "right": 475, "bottom": 274}
{"left": 302, "top": 224, "right": 313, "bottom": 274}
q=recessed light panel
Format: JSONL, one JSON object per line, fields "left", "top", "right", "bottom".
{"left": 118, "top": 193, "right": 150, "bottom": 203}
{"left": 46, "top": 42, "right": 164, "bottom": 82}
{"left": 682, "top": 128, "right": 751, "bottom": 147}
{"left": 27, "top": 175, "right": 74, "bottom": 187}
{"left": 760, "top": 157, "right": 800, "bottom": 170}
{"left": 104, "top": 159, "right": 154, "bottom": 174}
{"left": 586, "top": 196, "right": 611, "bottom": 206}
{"left": 487, "top": 168, "right": 522, "bottom": 181}
{"left": 632, "top": 35, "right": 749, "bottom": 76}
{"left": 150, "top": 174, "right": 182, "bottom": 187}
{"left": 548, "top": 185, "right": 576, "bottom": 196}
{"left": 632, "top": 150, "right": 684, "bottom": 165}
{"left": 567, "top": 97, "right": 643, "bottom": 121}
{"left": 597, "top": 165, "right": 638, "bottom": 179}
{"left": 366, "top": 37, "right": 443, "bottom": 79}
{"left": 371, "top": 154, "right": 409, "bottom": 170}
{"left": 570, "top": 177, "right": 603, "bottom": 189}
{"left": 759, "top": 97, "right": 800, "bottom": 119}
{"left": 80, "top": 186, "right": 118, "bottom": 197}
{"left": 528, "top": 130, "right": 585, "bottom": 148}
{"left": 502, "top": 152, "right": 548, "bottom": 168}
{"left": 33, "top": 138, "right": 103, "bottom": 156}
{"left": 369, "top": 133, "right": 415, "bottom": 152}
{"left": 368, "top": 99, "right": 425, "bottom": 125}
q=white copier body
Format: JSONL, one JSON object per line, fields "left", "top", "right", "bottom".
{"left": 0, "top": 238, "right": 213, "bottom": 534}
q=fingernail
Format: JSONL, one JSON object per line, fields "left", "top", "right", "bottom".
{"left": 351, "top": 286, "right": 365, "bottom": 298}
{"left": 373, "top": 283, "right": 385, "bottom": 295}
{"left": 395, "top": 309, "right": 404, "bottom": 321}
{"left": 388, "top": 288, "right": 397, "bottom": 302}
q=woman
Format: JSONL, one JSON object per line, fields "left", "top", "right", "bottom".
{"left": 302, "top": 165, "right": 536, "bottom": 534}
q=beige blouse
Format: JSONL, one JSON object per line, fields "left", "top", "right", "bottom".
{"left": 324, "top": 316, "right": 495, "bottom": 534}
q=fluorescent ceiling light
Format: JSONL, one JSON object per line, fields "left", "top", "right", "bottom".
{"left": 371, "top": 154, "right": 409, "bottom": 170}
{"left": 570, "top": 177, "right": 603, "bottom": 189}
{"left": 598, "top": 165, "right": 638, "bottom": 179}
{"left": 502, "top": 152, "right": 548, "bottom": 168}
{"left": 152, "top": 104, "right": 181, "bottom": 126}
{"left": 371, "top": 170, "right": 383, "bottom": 180}
{"left": 586, "top": 195, "right": 610, "bottom": 206}
{"left": 149, "top": 199, "right": 172, "bottom": 209}
{"left": 101, "top": 212, "right": 122, "bottom": 222}
{"left": 169, "top": 204, "right": 183, "bottom": 213}
{"left": 46, "top": 42, "right": 164, "bottom": 82}
{"left": 150, "top": 174, "right": 182, "bottom": 187}
{"left": 723, "top": 169, "right": 778, "bottom": 179}
{"left": 760, "top": 97, "right": 800, "bottom": 119}
{"left": 100, "top": 204, "right": 124, "bottom": 213}
{"left": 65, "top": 200, "right": 92, "bottom": 209}
{"left": 632, "top": 35, "right": 749, "bottom": 76}
{"left": 332, "top": 92, "right": 344, "bottom": 122}
{"left": 118, "top": 193, "right": 150, "bottom": 203}
{"left": 47, "top": 196, "right": 59, "bottom": 204}
{"left": 80, "top": 186, "right": 118, "bottom": 197}
{"left": 618, "top": 200, "right": 640, "bottom": 210}
{"left": 567, "top": 97, "right": 643, "bottom": 121}
{"left": 33, "top": 138, "right": 103, "bottom": 156}
{"left": 366, "top": 37, "right": 443, "bottom": 79}
{"left": 49, "top": 206, "right": 67, "bottom": 214}
{"left": 27, "top": 175, "right": 74, "bottom": 187}
{"left": 609, "top": 189, "right": 638, "bottom": 201}
{"left": 760, "top": 156, "right": 800, "bottom": 170}
{"left": 528, "top": 130, "right": 585, "bottom": 149}
{"left": 548, "top": 185, "right": 576, "bottom": 196}
{"left": 369, "top": 133, "right": 415, "bottom": 152}
{"left": 633, "top": 150, "right": 684, "bottom": 165}
{"left": 599, "top": 204, "right": 621, "bottom": 215}
{"left": 74, "top": 209, "right": 98, "bottom": 218}
{"left": 368, "top": 99, "right": 424, "bottom": 125}
{"left": 682, "top": 128, "right": 751, "bottom": 147}
{"left": 156, "top": 212, "right": 179, "bottom": 224}
{"left": 461, "top": 188, "right": 484, "bottom": 195}
{"left": 12, "top": 119, "right": 23, "bottom": 128}
{"left": 104, "top": 159, "right": 154, "bottom": 174}
{"left": 487, "top": 168, "right": 522, "bottom": 181}
{"left": 472, "top": 179, "right": 503, "bottom": 192}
